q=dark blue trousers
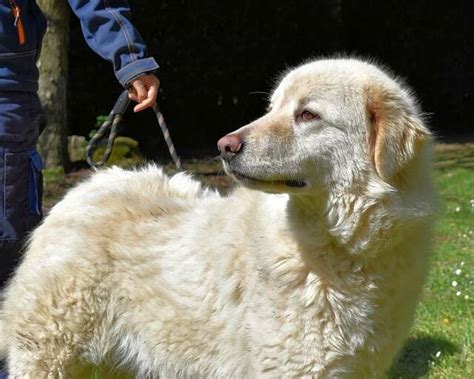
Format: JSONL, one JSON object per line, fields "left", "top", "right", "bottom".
{"left": 0, "top": 91, "right": 45, "bottom": 290}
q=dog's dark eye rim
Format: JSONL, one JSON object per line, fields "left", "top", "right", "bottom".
{"left": 297, "top": 109, "right": 321, "bottom": 122}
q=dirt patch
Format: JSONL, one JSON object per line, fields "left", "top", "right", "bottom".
{"left": 434, "top": 142, "right": 474, "bottom": 152}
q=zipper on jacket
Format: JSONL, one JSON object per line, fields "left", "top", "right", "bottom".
{"left": 9, "top": 0, "right": 26, "bottom": 45}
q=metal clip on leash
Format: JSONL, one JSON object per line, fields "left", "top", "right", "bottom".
{"left": 86, "top": 90, "right": 182, "bottom": 171}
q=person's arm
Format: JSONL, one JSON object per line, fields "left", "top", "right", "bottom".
{"left": 68, "top": 0, "right": 159, "bottom": 111}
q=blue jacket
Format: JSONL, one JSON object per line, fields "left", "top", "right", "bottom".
{"left": 0, "top": 0, "right": 159, "bottom": 92}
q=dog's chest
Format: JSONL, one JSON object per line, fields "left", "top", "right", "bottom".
{"left": 244, "top": 268, "right": 377, "bottom": 377}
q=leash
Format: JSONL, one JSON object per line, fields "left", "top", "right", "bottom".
{"left": 85, "top": 91, "right": 129, "bottom": 168}
{"left": 153, "top": 103, "right": 182, "bottom": 170}
{"left": 86, "top": 90, "right": 182, "bottom": 170}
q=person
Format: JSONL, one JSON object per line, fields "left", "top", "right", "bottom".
{"left": 0, "top": 0, "right": 160, "bottom": 292}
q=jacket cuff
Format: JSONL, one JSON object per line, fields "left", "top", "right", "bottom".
{"left": 115, "top": 57, "right": 159, "bottom": 87}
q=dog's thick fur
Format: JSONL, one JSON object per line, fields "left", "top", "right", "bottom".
{"left": 0, "top": 59, "right": 435, "bottom": 378}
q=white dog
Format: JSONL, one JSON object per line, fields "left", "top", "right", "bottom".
{"left": 0, "top": 58, "right": 435, "bottom": 378}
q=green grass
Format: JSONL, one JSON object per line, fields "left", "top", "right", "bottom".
{"left": 389, "top": 144, "right": 474, "bottom": 378}
{"left": 42, "top": 143, "right": 474, "bottom": 378}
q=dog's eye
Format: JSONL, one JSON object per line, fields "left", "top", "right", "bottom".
{"left": 299, "top": 110, "right": 320, "bottom": 122}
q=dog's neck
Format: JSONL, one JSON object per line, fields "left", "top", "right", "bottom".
{"left": 285, "top": 183, "right": 398, "bottom": 258}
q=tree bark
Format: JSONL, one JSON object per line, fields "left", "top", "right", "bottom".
{"left": 36, "top": 0, "right": 70, "bottom": 170}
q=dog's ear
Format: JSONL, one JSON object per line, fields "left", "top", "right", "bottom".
{"left": 366, "top": 84, "right": 430, "bottom": 181}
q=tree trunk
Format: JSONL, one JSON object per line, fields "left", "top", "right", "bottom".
{"left": 36, "top": 0, "right": 70, "bottom": 170}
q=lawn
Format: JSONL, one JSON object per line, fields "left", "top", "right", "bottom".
{"left": 389, "top": 143, "right": 474, "bottom": 378}
{"left": 42, "top": 143, "right": 474, "bottom": 378}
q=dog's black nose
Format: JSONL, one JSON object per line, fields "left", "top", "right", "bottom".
{"left": 217, "top": 134, "right": 243, "bottom": 159}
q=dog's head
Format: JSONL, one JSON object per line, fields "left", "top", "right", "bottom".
{"left": 218, "top": 59, "right": 431, "bottom": 195}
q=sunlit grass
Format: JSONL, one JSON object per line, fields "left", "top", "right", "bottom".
{"left": 390, "top": 143, "right": 474, "bottom": 378}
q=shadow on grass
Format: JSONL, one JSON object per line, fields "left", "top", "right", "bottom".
{"left": 389, "top": 335, "right": 458, "bottom": 378}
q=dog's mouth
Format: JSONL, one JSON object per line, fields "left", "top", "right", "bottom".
{"left": 232, "top": 171, "right": 308, "bottom": 188}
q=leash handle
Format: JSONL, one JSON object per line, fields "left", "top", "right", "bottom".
{"left": 86, "top": 90, "right": 130, "bottom": 168}
{"left": 86, "top": 90, "right": 182, "bottom": 170}
{"left": 111, "top": 90, "right": 131, "bottom": 115}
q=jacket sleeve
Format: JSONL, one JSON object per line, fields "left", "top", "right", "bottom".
{"left": 67, "top": 0, "right": 159, "bottom": 87}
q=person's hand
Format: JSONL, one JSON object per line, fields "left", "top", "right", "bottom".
{"left": 127, "top": 74, "right": 160, "bottom": 112}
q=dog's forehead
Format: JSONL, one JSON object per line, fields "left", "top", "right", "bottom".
{"left": 271, "top": 61, "right": 368, "bottom": 108}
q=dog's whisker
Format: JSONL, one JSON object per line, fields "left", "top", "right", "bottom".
{"left": 248, "top": 91, "right": 270, "bottom": 96}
